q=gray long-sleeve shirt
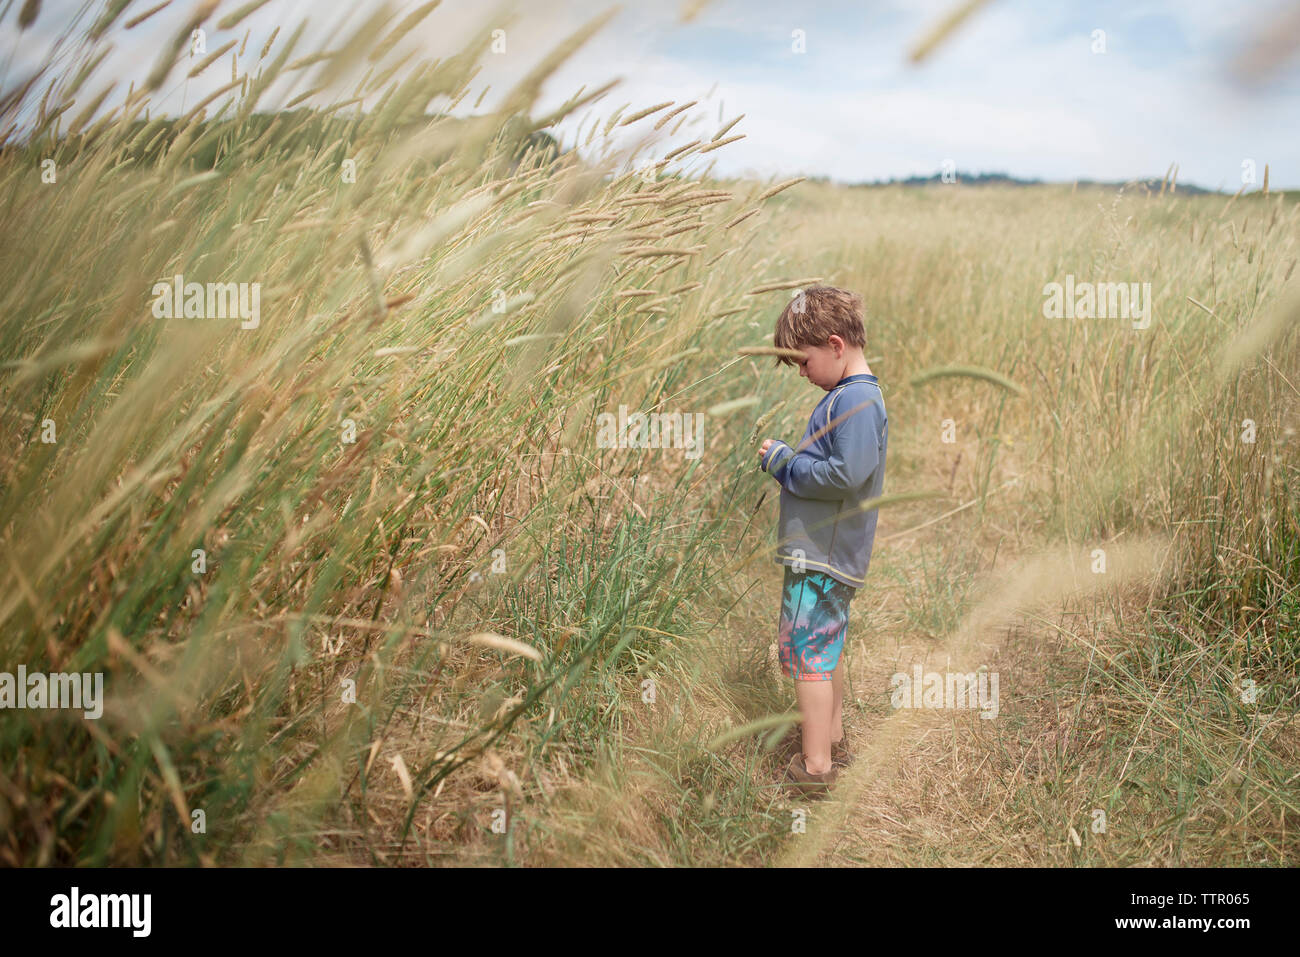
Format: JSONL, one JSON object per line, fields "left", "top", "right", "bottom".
{"left": 759, "top": 373, "right": 888, "bottom": 588}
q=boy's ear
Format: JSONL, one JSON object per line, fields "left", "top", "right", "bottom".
{"left": 828, "top": 334, "right": 844, "bottom": 357}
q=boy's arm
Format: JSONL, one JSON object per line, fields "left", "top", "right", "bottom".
{"left": 762, "top": 397, "right": 881, "bottom": 500}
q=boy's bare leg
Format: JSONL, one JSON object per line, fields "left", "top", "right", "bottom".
{"left": 795, "top": 677, "right": 834, "bottom": 774}
{"left": 830, "top": 658, "right": 844, "bottom": 744}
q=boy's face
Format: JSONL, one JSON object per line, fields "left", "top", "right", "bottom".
{"left": 795, "top": 338, "right": 845, "bottom": 391}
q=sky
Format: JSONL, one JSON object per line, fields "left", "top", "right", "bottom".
{"left": 3, "top": 0, "right": 1299, "bottom": 190}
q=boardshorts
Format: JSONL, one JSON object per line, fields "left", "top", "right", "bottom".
{"left": 778, "top": 566, "right": 855, "bottom": 681}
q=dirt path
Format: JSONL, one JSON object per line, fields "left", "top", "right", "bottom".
{"left": 769, "top": 466, "right": 1169, "bottom": 867}
{"left": 771, "top": 482, "right": 1022, "bottom": 866}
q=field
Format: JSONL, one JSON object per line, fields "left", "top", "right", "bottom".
{"left": 0, "top": 5, "right": 1297, "bottom": 867}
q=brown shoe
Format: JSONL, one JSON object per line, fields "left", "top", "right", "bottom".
{"left": 786, "top": 753, "right": 838, "bottom": 792}
{"left": 777, "top": 729, "right": 852, "bottom": 767}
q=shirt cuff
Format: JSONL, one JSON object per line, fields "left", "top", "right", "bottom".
{"left": 761, "top": 440, "right": 795, "bottom": 481}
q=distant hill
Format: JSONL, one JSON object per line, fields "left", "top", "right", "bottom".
{"left": 841, "top": 170, "right": 1221, "bottom": 195}
{"left": 11, "top": 111, "right": 1281, "bottom": 197}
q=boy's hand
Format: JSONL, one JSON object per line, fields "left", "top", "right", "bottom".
{"left": 758, "top": 437, "right": 795, "bottom": 478}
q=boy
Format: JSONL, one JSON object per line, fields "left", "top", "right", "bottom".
{"left": 757, "top": 285, "right": 888, "bottom": 792}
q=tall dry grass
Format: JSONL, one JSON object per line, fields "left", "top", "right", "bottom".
{"left": 0, "top": 1, "right": 803, "bottom": 865}
{"left": 0, "top": 1, "right": 1295, "bottom": 867}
